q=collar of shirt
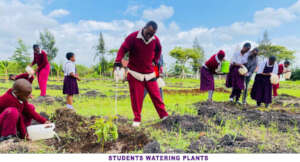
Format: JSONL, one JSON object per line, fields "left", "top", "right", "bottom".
{"left": 11, "top": 91, "right": 23, "bottom": 104}
{"left": 136, "top": 29, "right": 155, "bottom": 45}
{"left": 215, "top": 55, "right": 220, "bottom": 64}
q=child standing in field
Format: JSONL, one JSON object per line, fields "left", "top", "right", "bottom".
{"left": 272, "top": 60, "right": 291, "bottom": 97}
{"left": 200, "top": 50, "right": 226, "bottom": 102}
{"left": 63, "top": 52, "right": 80, "bottom": 109}
{"left": 251, "top": 56, "right": 278, "bottom": 108}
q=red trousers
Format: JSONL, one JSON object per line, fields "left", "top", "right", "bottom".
{"left": 273, "top": 83, "right": 279, "bottom": 97}
{"left": 127, "top": 73, "right": 168, "bottom": 122}
{"left": 0, "top": 104, "right": 34, "bottom": 137}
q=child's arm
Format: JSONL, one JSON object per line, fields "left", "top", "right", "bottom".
{"left": 23, "top": 103, "right": 47, "bottom": 124}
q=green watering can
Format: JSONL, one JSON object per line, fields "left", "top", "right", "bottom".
{"left": 221, "top": 61, "right": 230, "bottom": 74}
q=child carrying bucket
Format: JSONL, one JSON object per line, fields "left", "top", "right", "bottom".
{"left": 63, "top": 52, "right": 80, "bottom": 109}
{"left": 200, "top": 50, "right": 226, "bottom": 102}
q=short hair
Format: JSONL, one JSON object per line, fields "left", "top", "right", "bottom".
{"left": 284, "top": 60, "right": 290, "bottom": 65}
{"left": 33, "top": 44, "right": 39, "bottom": 49}
{"left": 243, "top": 42, "right": 251, "bottom": 49}
{"left": 66, "top": 52, "right": 74, "bottom": 60}
{"left": 269, "top": 55, "right": 277, "bottom": 62}
{"left": 145, "top": 21, "right": 158, "bottom": 31}
{"left": 252, "top": 48, "right": 259, "bottom": 53}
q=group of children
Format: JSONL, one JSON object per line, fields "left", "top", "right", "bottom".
{"left": 200, "top": 42, "right": 291, "bottom": 107}
{"left": 0, "top": 43, "right": 79, "bottom": 141}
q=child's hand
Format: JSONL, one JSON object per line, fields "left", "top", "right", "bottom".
{"left": 77, "top": 77, "right": 81, "bottom": 81}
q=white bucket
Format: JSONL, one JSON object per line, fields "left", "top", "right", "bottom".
{"left": 25, "top": 66, "right": 35, "bottom": 75}
{"left": 27, "top": 123, "right": 56, "bottom": 141}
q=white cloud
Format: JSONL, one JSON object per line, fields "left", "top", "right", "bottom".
{"left": 48, "top": 9, "right": 70, "bottom": 18}
{"left": 1, "top": 0, "right": 300, "bottom": 68}
{"left": 124, "top": 5, "right": 141, "bottom": 16}
{"left": 142, "top": 5, "right": 174, "bottom": 21}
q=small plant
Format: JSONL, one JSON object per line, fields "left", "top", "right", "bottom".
{"left": 90, "top": 116, "right": 119, "bottom": 152}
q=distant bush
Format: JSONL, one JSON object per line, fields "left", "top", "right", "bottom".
{"left": 291, "top": 69, "right": 300, "bottom": 81}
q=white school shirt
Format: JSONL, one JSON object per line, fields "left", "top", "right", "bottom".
{"left": 63, "top": 60, "right": 76, "bottom": 76}
{"left": 257, "top": 60, "right": 278, "bottom": 74}
{"left": 231, "top": 51, "right": 250, "bottom": 65}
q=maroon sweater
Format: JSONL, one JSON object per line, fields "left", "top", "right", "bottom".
{"left": 205, "top": 54, "right": 221, "bottom": 74}
{"left": 31, "top": 50, "right": 49, "bottom": 72}
{"left": 0, "top": 89, "right": 47, "bottom": 138}
{"left": 115, "top": 31, "right": 162, "bottom": 74}
{"left": 15, "top": 73, "right": 34, "bottom": 83}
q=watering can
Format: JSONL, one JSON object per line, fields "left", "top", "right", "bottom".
{"left": 221, "top": 61, "right": 230, "bottom": 74}
{"left": 27, "top": 123, "right": 58, "bottom": 141}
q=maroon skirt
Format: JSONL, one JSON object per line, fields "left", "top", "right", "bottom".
{"left": 200, "top": 67, "right": 214, "bottom": 91}
{"left": 63, "top": 76, "right": 79, "bottom": 95}
{"left": 251, "top": 74, "right": 272, "bottom": 104}
{"left": 226, "top": 65, "right": 245, "bottom": 90}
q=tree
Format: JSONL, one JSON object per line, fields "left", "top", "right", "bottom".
{"left": 39, "top": 29, "right": 58, "bottom": 62}
{"left": 258, "top": 30, "right": 295, "bottom": 62}
{"left": 192, "top": 38, "right": 205, "bottom": 74}
{"left": 50, "top": 62, "right": 63, "bottom": 80}
{"left": 169, "top": 47, "right": 201, "bottom": 78}
{"left": 94, "top": 32, "right": 108, "bottom": 76}
{"left": 10, "top": 39, "right": 31, "bottom": 69}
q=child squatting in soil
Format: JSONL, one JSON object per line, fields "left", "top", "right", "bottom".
{"left": 0, "top": 79, "right": 50, "bottom": 142}
{"left": 63, "top": 52, "right": 80, "bottom": 109}
{"left": 200, "top": 50, "right": 226, "bottom": 102}
{"left": 251, "top": 56, "right": 278, "bottom": 108}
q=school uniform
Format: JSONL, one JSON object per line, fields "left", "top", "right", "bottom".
{"left": 15, "top": 73, "right": 34, "bottom": 84}
{"left": 0, "top": 89, "right": 47, "bottom": 138}
{"left": 115, "top": 30, "right": 168, "bottom": 122}
{"left": 251, "top": 60, "right": 278, "bottom": 105}
{"left": 200, "top": 54, "right": 222, "bottom": 91}
{"left": 63, "top": 61, "right": 79, "bottom": 95}
{"left": 272, "top": 64, "right": 284, "bottom": 97}
{"left": 32, "top": 50, "right": 50, "bottom": 96}
{"left": 226, "top": 50, "right": 250, "bottom": 101}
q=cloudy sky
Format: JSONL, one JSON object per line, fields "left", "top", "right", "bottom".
{"left": 0, "top": 0, "right": 300, "bottom": 68}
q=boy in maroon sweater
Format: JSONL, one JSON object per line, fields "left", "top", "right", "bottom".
{"left": 0, "top": 79, "right": 50, "bottom": 142}
{"left": 114, "top": 21, "right": 168, "bottom": 127}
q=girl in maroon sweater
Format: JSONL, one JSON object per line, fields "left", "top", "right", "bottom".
{"left": 30, "top": 44, "right": 50, "bottom": 96}
{"left": 0, "top": 79, "right": 49, "bottom": 141}
{"left": 200, "top": 50, "right": 226, "bottom": 102}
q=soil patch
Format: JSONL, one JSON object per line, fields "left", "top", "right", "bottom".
{"left": 195, "top": 101, "right": 300, "bottom": 133}
{"left": 31, "top": 96, "right": 64, "bottom": 105}
{"left": 164, "top": 88, "right": 229, "bottom": 95}
{"left": 46, "top": 108, "right": 150, "bottom": 153}
{"left": 81, "top": 90, "right": 107, "bottom": 98}
{"left": 273, "top": 94, "right": 300, "bottom": 108}
{"left": 154, "top": 115, "right": 207, "bottom": 132}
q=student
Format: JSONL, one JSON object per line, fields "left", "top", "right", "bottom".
{"left": 63, "top": 52, "right": 80, "bottom": 109}
{"left": 114, "top": 21, "right": 168, "bottom": 127}
{"left": 29, "top": 44, "right": 50, "bottom": 97}
{"left": 242, "top": 48, "right": 259, "bottom": 105}
{"left": 226, "top": 43, "right": 251, "bottom": 104}
{"left": 9, "top": 72, "right": 34, "bottom": 84}
{"left": 251, "top": 56, "right": 278, "bottom": 108}
{"left": 0, "top": 79, "right": 50, "bottom": 142}
{"left": 200, "top": 50, "right": 226, "bottom": 102}
{"left": 272, "top": 60, "right": 291, "bottom": 97}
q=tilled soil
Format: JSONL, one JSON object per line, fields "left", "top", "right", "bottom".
{"left": 273, "top": 94, "right": 300, "bottom": 108}
{"left": 31, "top": 96, "right": 64, "bottom": 105}
{"left": 163, "top": 87, "right": 229, "bottom": 95}
{"left": 46, "top": 108, "right": 150, "bottom": 153}
{"left": 81, "top": 90, "right": 107, "bottom": 98}
{"left": 195, "top": 101, "right": 300, "bottom": 133}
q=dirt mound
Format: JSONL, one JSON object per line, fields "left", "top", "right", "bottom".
{"left": 143, "top": 140, "right": 162, "bottom": 153}
{"left": 157, "top": 115, "right": 207, "bottom": 132}
{"left": 273, "top": 94, "right": 300, "bottom": 108}
{"left": 164, "top": 88, "right": 229, "bottom": 95}
{"left": 48, "top": 84, "right": 62, "bottom": 90}
{"left": 47, "top": 108, "right": 150, "bottom": 153}
{"left": 31, "top": 96, "right": 64, "bottom": 105}
{"left": 195, "top": 101, "right": 300, "bottom": 133}
{"left": 0, "top": 138, "right": 53, "bottom": 153}
{"left": 81, "top": 90, "right": 107, "bottom": 98}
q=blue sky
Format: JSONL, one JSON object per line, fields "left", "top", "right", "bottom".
{"left": 1, "top": 0, "right": 300, "bottom": 67}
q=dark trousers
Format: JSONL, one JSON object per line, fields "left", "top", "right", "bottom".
{"left": 242, "top": 76, "right": 251, "bottom": 103}
{"left": 230, "top": 88, "right": 242, "bottom": 101}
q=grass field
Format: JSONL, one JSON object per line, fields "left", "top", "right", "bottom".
{"left": 1, "top": 77, "right": 300, "bottom": 153}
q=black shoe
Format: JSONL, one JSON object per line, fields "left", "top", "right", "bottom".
{"left": 265, "top": 104, "right": 269, "bottom": 108}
